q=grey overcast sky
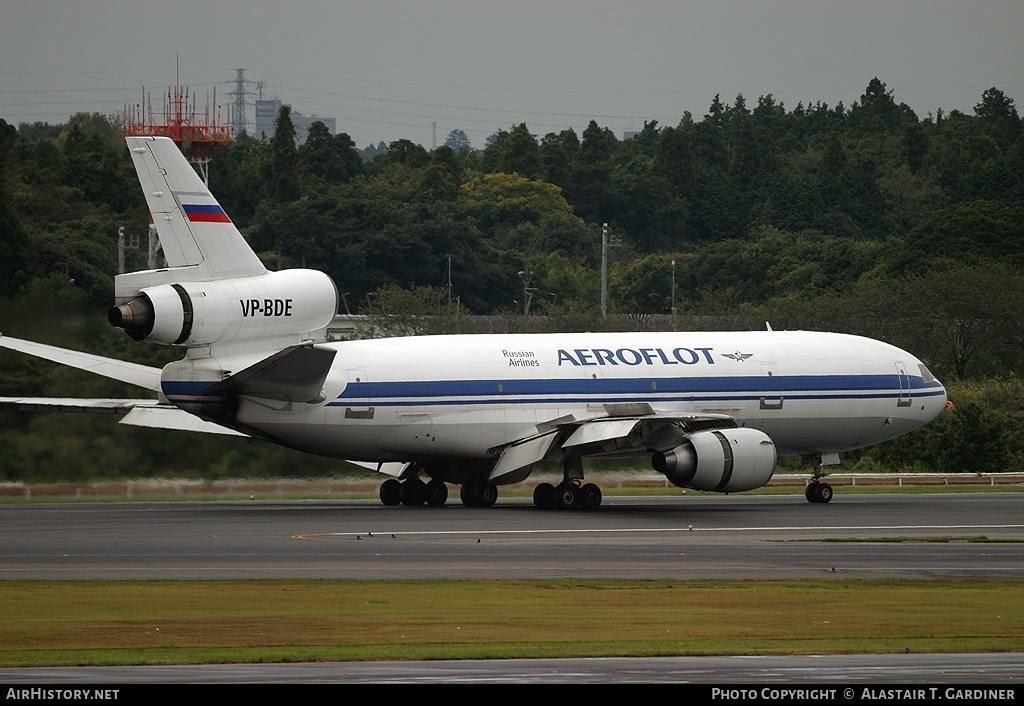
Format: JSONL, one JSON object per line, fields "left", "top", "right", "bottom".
{"left": 2, "top": 1, "right": 1023, "bottom": 150}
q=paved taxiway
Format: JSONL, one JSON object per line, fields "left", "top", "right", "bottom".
{"left": 0, "top": 493, "right": 1021, "bottom": 579}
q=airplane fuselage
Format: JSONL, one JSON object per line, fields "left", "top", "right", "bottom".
{"left": 178, "top": 330, "right": 946, "bottom": 466}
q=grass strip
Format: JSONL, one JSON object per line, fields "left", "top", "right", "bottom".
{"left": 1, "top": 579, "right": 1021, "bottom": 666}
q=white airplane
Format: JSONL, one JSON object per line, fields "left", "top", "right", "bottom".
{"left": 0, "top": 136, "right": 948, "bottom": 508}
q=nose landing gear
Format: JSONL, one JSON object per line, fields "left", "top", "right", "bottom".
{"left": 805, "top": 453, "right": 834, "bottom": 503}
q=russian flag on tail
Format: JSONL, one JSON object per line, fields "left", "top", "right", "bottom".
{"left": 182, "top": 203, "right": 231, "bottom": 223}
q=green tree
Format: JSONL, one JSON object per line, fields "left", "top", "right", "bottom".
{"left": 444, "top": 129, "right": 472, "bottom": 151}
{"left": 0, "top": 119, "right": 31, "bottom": 296}
{"left": 299, "top": 122, "right": 363, "bottom": 185}
{"left": 568, "top": 120, "right": 617, "bottom": 223}
{"left": 974, "top": 87, "right": 1021, "bottom": 147}
{"left": 269, "top": 106, "right": 300, "bottom": 201}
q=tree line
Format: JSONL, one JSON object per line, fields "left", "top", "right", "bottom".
{"left": 1, "top": 77, "right": 1023, "bottom": 479}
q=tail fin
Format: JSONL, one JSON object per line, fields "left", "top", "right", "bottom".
{"left": 119, "top": 136, "right": 266, "bottom": 298}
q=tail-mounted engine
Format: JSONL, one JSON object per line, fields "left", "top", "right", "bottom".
{"left": 108, "top": 269, "right": 338, "bottom": 346}
{"left": 651, "top": 428, "right": 776, "bottom": 493}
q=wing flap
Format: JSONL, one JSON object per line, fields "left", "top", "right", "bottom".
{"left": 489, "top": 430, "right": 561, "bottom": 482}
{"left": 562, "top": 419, "right": 642, "bottom": 448}
{"left": 345, "top": 460, "right": 408, "bottom": 477}
{"left": 559, "top": 413, "right": 739, "bottom": 455}
{"left": 120, "top": 405, "right": 247, "bottom": 436}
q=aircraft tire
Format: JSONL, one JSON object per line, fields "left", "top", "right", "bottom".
{"left": 400, "top": 477, "right": 427, "bottom": 506}
{"left": 580, "top": 483, "right": 602, "bottom": 510}
{"left": 555, "top": 482, "right": 579, "bottom": 510}
{"left": 533, "top": 483, "right": 555, "bottom": 510}
{"left": 380, "top": 479, "right": 402, "bottom": 506}
{"left": 817, "top": 482, "right": 834, "bottom": 503}
{"left": 806, "top": 482, "right": 834, "bottom": 504}
{"left": 426, "top": 479, "right": 448, "bottom": 506}
{"left": 476, "top": 481, "right": 498, "bottom": 508}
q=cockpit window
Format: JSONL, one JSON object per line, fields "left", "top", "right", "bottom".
{"left": 918, "top": 364, "right": 935, "bottom": 383}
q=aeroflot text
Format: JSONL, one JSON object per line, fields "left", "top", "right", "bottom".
{"left": 558, "top": 347, "right": 715, "bottom": 367}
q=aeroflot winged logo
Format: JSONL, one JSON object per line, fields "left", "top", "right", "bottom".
{"left": 722, "top": 351, "right": 754, "bottom": 362}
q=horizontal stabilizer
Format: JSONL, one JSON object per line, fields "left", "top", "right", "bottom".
{"left": 204, "top": 343, "right": 337, "bottom": 403}
{"left": 0, "top": 334, "right": 162, "bottom": 391}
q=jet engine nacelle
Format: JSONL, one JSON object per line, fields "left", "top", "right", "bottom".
{"left": 651, "top": 428, "right": 776, "bottom": 492}
{"left": 108, "top": 269, "right": 338, "bottom": 346}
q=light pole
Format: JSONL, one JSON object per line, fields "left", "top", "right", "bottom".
{"left": 671, "top": 258, "right": 676, "bottom": 324}
{"left": 601, "top": 223, "right": 608, "bottom": 318}
{"left": 518, "top": 266, "right": 535, "bottom": 315}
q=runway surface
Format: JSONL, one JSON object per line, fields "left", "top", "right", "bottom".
{"left": 1, "top": 492, "right": 1021, "bottom": 580}
{"left": 3, "top": 653, "right": 1024, "bottom": 684}
{"left": 2, "top": 492, "right": 1022, "bottom": 684}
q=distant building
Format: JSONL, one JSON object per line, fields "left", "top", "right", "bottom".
{"left": 254, "top": 99, "right": 336, "bottom": 144}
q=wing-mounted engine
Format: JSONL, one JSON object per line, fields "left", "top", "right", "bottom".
{"left": 109, "top": 269, "right": 338, "bottom": 346}
{"left": 652, "top": 428, "right": 776, "bottom": 493}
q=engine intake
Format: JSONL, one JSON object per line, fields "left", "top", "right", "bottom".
{"left": 652, "top": 428, "right": 776, "bottom": 493}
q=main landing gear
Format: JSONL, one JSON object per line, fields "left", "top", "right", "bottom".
{"left": 378, "top": 477, "right": 499, "bottom": 508}
{"left": 532, "top": 452, "right": 603, "bottom": 510}
{"left": 532, "top": 480, "right": 603, "bottom": 510}
{"left": 804, "top": 453, "right": 833, "bottom": 504}
{"left": 379, "top": 477, "right": 449, "bottom": 507}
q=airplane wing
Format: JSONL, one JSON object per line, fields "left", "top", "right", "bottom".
{"left": 0, "top": 398, "right": 151, "bottom": 413}
{"left": 0, "top": 333, "right": 246, "bottom": 436}
{"left": 120, "top": 405, "right": 247, "bottom": 436}
{"left": 0, "top": 397, "right": 247, "bottom": 436}
{"left": 488, "top": 407, "right": 737, "bottom": 483}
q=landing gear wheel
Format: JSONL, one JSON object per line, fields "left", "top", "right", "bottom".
{"left": 380, "top": 478, "right": 401, "bottom": 506}
{"left": 533, "top": 482, "right": 555, "bottom": 510}
{"left": 475, "top": 481, "right": 498, "bottom": 508}
{"left": 425, "top": 479, "right": 448, "bottom": 506}
{"left": 554, "top": 482, "right": 579, "bottom": 510}
{"left": 400, "top": 477, "right": 427, "bottom": 506}
{"left": 806, "top": 482, "right": 833, "bottom": 504}
{"left": 579, "top": 483, "right": 603, "bottom": 510}
{"left": 816, "top": 482, "right": 833, "bottom": 503}
{"left": 460, "top": 483, "right": 480, "bottom": 507}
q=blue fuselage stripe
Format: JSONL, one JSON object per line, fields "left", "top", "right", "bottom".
{"left": 163, "top": 375, "right": 945, "bottom": 407}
